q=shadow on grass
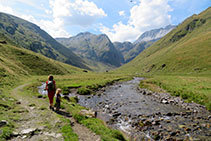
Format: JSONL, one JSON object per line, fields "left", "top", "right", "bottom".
{"left": 55, "top": 110, "right": 72, "bottom": 118}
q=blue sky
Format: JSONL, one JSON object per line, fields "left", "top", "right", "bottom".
{"left": 0, "top": 0, "right": 210, "bottom": 42}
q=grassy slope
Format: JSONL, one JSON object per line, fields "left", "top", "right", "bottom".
{"left": 118, "top": 7, "right": 211, "bottom": 75}
{"left": 0, "top": 42, "right": 82, "bottom": 89}
{"left": 0, "top": 40, "right": 83, "bottom": 140}
{"left": 83, "top": 58, "right": 116, "bottom": 72}
{"left": 0, "top": 12, "right": 89, "bottom": 69}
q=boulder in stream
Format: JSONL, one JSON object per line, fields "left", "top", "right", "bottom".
{"left": 79, "top": 109, "right": 97, "bottom": 118}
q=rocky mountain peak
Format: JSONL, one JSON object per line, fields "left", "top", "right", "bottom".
{"left": 134, "top": 25, "right": 176, "bottom": 44}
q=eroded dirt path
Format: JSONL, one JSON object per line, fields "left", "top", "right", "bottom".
{"left": 70, "top": 118, "right": 100, "bottom": 141}
{"left": 10, "top": 83, "right": 64, "bottom": 141}
{"left": 9, "top": 83, "right": 101, "bottom": 141}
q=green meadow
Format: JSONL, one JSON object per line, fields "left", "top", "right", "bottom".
{"left": 140, "top": 74, "right": 211, "bottom": 110}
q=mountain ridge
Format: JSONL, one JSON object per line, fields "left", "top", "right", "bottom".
{"left": 113, "top": 25, "right": 175, "bottom": 63}
{"left": 0, "top": 12, "right": 89, "bottom": 69}
{"left": 134, "top": 25, "right": 176, "bottom": 44}
{"left": 118, "top": 7, "right": 211, "bottom": 74}
{"left": 56, "top": 32, "right": 124, "bottom": 71}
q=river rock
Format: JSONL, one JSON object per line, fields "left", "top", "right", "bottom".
{"left": 22, "top": 135, "right": 27, "bottom": 139}
{"left": 164, "top": 135, "right": 173, "bottom": 140}
{"left": 105, "top": 105, "right": 109, "bottom": 108}
{"left": 166, "top": 120, "right": 171, "bottom": 123}
{"left": 152, "top": 120, "right": 160, "bottom": 125}
{"left": 170, "top": 131, "right": 177, "bottom": 136}
{"left": 193, "top": 126, "right": 201, "bottom": 131}
{"left": 107, "top": 118, "right": 117, "bottom": 124}
{"left": 12, "top": 131, "right": 19, "bottom": 137}
{"left": 144, "top": 120, "right": 152, "bottom": 126}
{"left": 186, "top": 111, "right": 192, "bottom": 115}
{"left": 0, "top": 120, "right": 8, "bottom": 127}
{"left": 79, "top": 109, "right": 97, "bottom": 118}
{"left": 166, "top": 112, "right": 173, "bottom": 116}
{"left": 201, "top": 123, "right": 207, "bottom": 128}
{"left": 113, "top": 113, "right": 121, "bottom": 118}
{"left": 124, "top": 117, "right": 129, "bottom": 121}
{"left": 152, "top": 131, "right": 160, "bottom": 140}
{"left": 20, "top": 128, "right": 37, "bottom": 135}
{"left": 146, "top": 92, "right": 152, "bottom": 95}
{"left": 161, "top": 99, "right": 168, "bottom": 104}
{"left": 184, "top": 127, "right": 191, "bottom": 132}
{"left": 44, "top": 132, "right": 62, "bottom": 138}
{"left": 168, "top": 99, "right": 175, "bottom": 104}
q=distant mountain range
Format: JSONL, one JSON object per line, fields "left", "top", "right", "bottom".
{"left": 0, "top": 12, "right": 89, "bottom": 69}
{"left": 119, "top": 7, "right": 211, "bottom": 74}
{"left": 57, "top": 25, "right": 175, "bottom": 68}
{"left": 134, "top": 25, "right": 176, "bottom": 44}
{"left": 0, "top": 12, "right": 177, "bottom": 72}
{"left": 56, "top": 32, "right": 124, "bottom": 71}
{"left": 113, "top": 25, "right": 176, "bottom": 63}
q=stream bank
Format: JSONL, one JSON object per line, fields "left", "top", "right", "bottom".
{"left": 39, "top": 77, "right": 211, "bottom": 140}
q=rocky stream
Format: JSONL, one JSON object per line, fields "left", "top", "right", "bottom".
{"left": 39, "top": 78, "right": 211, "bottom": 140}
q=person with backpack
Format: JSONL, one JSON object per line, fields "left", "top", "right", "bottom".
{"left": 45, "top": 75, "right": 56, "bottom": 110}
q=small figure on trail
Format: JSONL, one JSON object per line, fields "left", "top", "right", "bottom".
{"left": 55, "top": 88, "right": 62, "bottom": 112}
{"left": 45, "top": 75, "right": 56, "bottom": 110}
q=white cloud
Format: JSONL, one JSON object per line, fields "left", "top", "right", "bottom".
{"left": 20, "top": 15, "right": 70, "bottom": 38}
{"left": 0, "top": 2, "right": 69, "bottom": 38}
{"left": 45, "top": 9, "right": 52, "bottom": 15}
{"left": 49, "top": 0, "right": 107, "bottom": 27}
{"left": 20, "top": 15, "right": 38, "bottom": 24}
{"left": 119, "top": 10, "right": 125, "bottom": 17}
{"left": 39, "top": 19, "right": 71, "bottom": 37}
{"left": 100, "top": 22, "right": 138, "bottom": 42}
{"left": 0, "top": 0, "right": 107, "bottom": 38}
{"left": 37, "top": 0, "right": 107, "bottom": 38}
{"left": 0, "top": 3, "right": 38, "bottom": 25}
{"left": 100, "top": 0, "right": 172, "bottom": 42}
{"left": 0, "top": 4, "right": 14, "bottom": 14}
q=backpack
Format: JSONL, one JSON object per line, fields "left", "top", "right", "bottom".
{"left": 47, "top": 80, "right": 55, "bottom": 91}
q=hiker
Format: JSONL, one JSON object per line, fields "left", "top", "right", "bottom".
{"left": 45, "top": 75, "right": 56, "bottom": 110}
{"left": 55, "top": 88, "right": 62, "bottom": 112}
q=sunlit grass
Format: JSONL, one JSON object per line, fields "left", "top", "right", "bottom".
{"left": 140, "top": 75, "right": 211, "bottom": 110}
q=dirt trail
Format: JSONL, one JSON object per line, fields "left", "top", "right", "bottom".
{"left": 9, "top": 83, "right": 101, "bottom": 141}
{"left": 70, "top": 118, "right": 100, "bottom": 141}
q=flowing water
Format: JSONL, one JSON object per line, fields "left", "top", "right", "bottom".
{"left": 38, "top": 78, "right": 211, "bottom": 140}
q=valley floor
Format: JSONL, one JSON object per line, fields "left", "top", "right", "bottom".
{"left": 0, "top": 73, "right": 211, "bottom": 141}
{"left": 0, "top": 73, "right": 129, "bottom": 141}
